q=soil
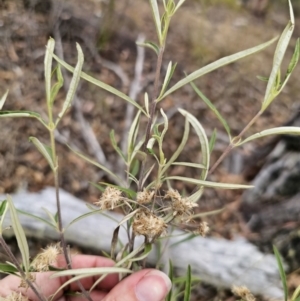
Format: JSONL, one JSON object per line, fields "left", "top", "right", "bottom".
{"left": 1, "top": 0, "right": 300, "bottom": 300}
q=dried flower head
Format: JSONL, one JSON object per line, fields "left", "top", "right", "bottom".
{"left": 195, "top": 222, "right": 209, "bottom": 237}
{"left": 132, "top": 209, "right": 167, "bottom": 240}
{"left": 30, "top": 244, "right": 62, "bottom": 272}
{"left": 137, "top": 189, "right": 154, "bottom": 205}
{"left": 164, "top": 189, "right": 198, "bottom": 217}
{"left": 232, "top": 285, "right": 256, "bottom": 301}
{"left": 94, "top": 187, "right": 123, "bottom": 210}
{"left": 3, "top": 292, "right": 28, "bottom": 301}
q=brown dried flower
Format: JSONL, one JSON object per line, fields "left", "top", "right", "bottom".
{"left": 94, "top": 187, "right": 123, "bottom": 210}
{"left": 2, "top": 292, "right": 28, "bottom": 301}
{"left": 30, "top": 244, "right": 62, "bottom": 272}
{"left": 132, "top": 209, "right": 167, "bottom": 240}
{"left": 137, "top": 189, "right": 154, "bottom": 205}
{"left": 195, "top": 222, "right": 209, "bottom": 237}
{"left": 232, "top": 285, "right": 256, "bottom": 301}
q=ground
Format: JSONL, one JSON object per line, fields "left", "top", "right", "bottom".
{"left": 0, "top": 0, "right": 300, "bottom": 300}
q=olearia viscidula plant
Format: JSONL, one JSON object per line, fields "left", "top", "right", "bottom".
{"left": 0, "top": 0, "right": 299, "bottom": 300}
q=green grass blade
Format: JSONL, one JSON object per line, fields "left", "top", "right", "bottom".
{"left": 149, "top": 0, "right": 162, "bottom": 44}
{"left": 273, "top": 245, "right": 288, "bottom": 301}
{"left": 183, "top": 265, "right": 192, "bottom": 301}
{"left": 44, "top": 38, "right": 55, "bottom": 105}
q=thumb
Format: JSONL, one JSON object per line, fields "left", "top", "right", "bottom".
{"left": 103, "top": 269, "right": 172, "bottom": 301}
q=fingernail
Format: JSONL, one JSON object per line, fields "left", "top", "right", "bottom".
{"left": 135, "top": 270, "right": 172, "bottom": 301}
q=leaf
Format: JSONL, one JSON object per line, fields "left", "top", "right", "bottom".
{"left": 171, "top": 162, "right": 206, "bottom": 169}
{"left": 110, "top": 130, "right": 126, "bottom": 162}
{"left": 29, "top": 137, "right": 55, "bottom": 171}
{"left": 191, "top": 83, "right": 231, "bottom": 140}
{"left": 0, "top": 111, "right": 48, "bottom": 128}
{"left": 162, "top": 37, "right": 278, "bottom": 99}
{"left": 159, "top": 61, "right": 177, "bottom": 98}
{"left": 167, "top": 260, "right": 174, "bottom": 301}
{"left": 52, "top": 53, "right": 147, "bottom": 115}
{"left": 55, "top": 43, "right": 84, "bottom": 126}
{"left": 0, "top": 262, "right": 18, "bottom": 275}
{"left": 68, "top": 145, "right": 124, "bottom": 185}
{"left": 0, "top": 90, "right": 9, "bottom": 110}
{"left": 161, "top": 117, "right": 190, "bottom": 176}
{"left": 273, "top": 246, "right": 288, "bottom": 301}
{"left": 16, "top": 209, "right": 57, "bottom": 229}
{"left": 174, "top": 0, "right": 186, "bottom": 12}
{"left": 50, "top": 65, "right": 64, "bottom": 105}
{"left": 178, "top": 109, "right": 209, "bottom": 181}
{"left": 164, "top": 176, "right": 253, "bottom": 189}
{"left": 237, "top": 126, "right": 300, "bottom": 146}
{"left": 136, "top": 41, "right": 159, "bottom": 55}
{"left": 127, "top": 110, "right": 141, "bottom": 162}
{"left": 149, "top": 0, "right": 162, "bottom": 44}
{"left": 129, "top": 243, "right": 152, "bottom": 262}
{"left": 6, "top": 195, "right": 30, "bottom": 274}
{"left": 183, "top": 265, "right": 192, "bottom": 301}
{"left": 0, "top": 200, "right": 8, "bottom": 234}
{"left": 111, "top": 226, "right": 120, "bottom": 260}
{"left": 262, "top": 1, "right": 294, "bottom": 110}
{"left": 257, "top": 75, "right": 269, "bottom": 82}
{"left": 45, "top": 38, "right": 55, "bottom": 105}
{"left": 209, "top": 129, "right": 217, "bottom": 153}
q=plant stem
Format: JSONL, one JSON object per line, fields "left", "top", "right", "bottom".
{"left": 0, "top": 236, "right": 46, "bottom": 301}
{"left": 138, "top": 47, "right": 165, "bottom": 191}
{"left": 209, "top": 110, "right": 263, "bottom": 175}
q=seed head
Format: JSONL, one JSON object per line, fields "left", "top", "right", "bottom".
{"left": 137, "top": 189, "right": 154, "bottom": 205}
{"left": 132, "top": 209, "right": 167, "bottom": 240}
{"left": 232, "top": 285, "right": 256, "bottom": 301}
{"left": 195, "top": 222, "right": 209, "bottom": 237}
{"left": 30, "top": 244, "right": 62, "bottom": 272}
{"left": 94, "top": 187, "right": 122, "bottom": 210}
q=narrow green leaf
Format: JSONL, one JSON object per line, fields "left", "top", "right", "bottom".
{"left": 52, "top": 53, "right": 147, "bottom": 115}
{"left": 164, "top": 176, "right": 253, "bottom": 189}
{"left": 42, "top": 207, "right": 58, "bottom": 228}
{"left": 183, "top": 265, "right": 192, "bottom": 301}
{"left": 149, "top": 0, "right": 162, "bottom": 44}
{"left": 29, "top": 137, "right": 55, "bottom": 171}
{"left": 110, "top": 130, "right": 126, "bottom": 162}
{"left": 7, "top": 195, "right": 30, "bottom": 274}
{"left": 161, "top": 117, "right": 190, "bottom": 176}
{"left": 45, "top": 38, "right": 55, "bottom": 105}
{"left": 191, "top": 83, "right": 231, "bottom": 140}
{"left": 161, "top": 37, "right": 277, "bottom": 99}
{"left": 0, "top": 263, "right": 19, "bottom": 274}
{"left": 167, "top": 260, "right": 174, "bottom": 301}
{"left": 136, "top": 41, "right": 159, "bottom": 55}
{"left": 127, "top": 110, "right": 141, "bottom": 161}
{"left": 178, "top": 109, "right": 209, "bottom": 181}
{"left": 55, "top": 43, "right": 84, "bottom": 126}
{"left": 273, "top": 246, "right": 288, "bottom": 301}
{"left": 287, "top": 38, "right": 300, "bottom": 74}
{"left": 129, "top": 244, "right": 152, "bottom": 262}
{"left": 174, "top": 0, "right": 186, "bottom": 12}
{"left": 257, "top": 75, "right": 269, "bottom": 82}
{"left": 263, "top": 3, "right": 294, "bottom": 110}
{"left": 111, "top": 226, "right": 120, "bottom": 260}
{"left": 209, "top": 129, "right": 217, "bottom": 153}
{"left": 68, "top": 146, "right": 124, "bottom": 185}
{"left": 16, "top": 209, "right": 57, "bottom": 229}
{"left": 159, "top": 62, "right": 177, "bottom": 98}
{"left": 171, "top": 162, "right": 206, "bottom": 169}
{"left": 50, "top": 65, "right": 64, "bottom": 105}
{"left": 0, "top": 111, "right": 47, "bottom": 128}
{"left": 237, "top": 126, "right": 300, "bottom": 146}
{"left": 0, "top": 200, "right": 8, "bottom": 234}
{"left": 0, "top": 90, "right": 9, "bottom": 110}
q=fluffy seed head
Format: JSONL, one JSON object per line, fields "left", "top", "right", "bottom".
{"left": 94, "top": 187, "right": 122, "bottom": 210}
{"left": 30, "top": 244, "right": 62, "bottom": 272}
{"left": 132, "top": 209, "right": 167, "bottom": 240}
{"left": 232, "top": 285, "right": 256, "bottom": 301}
{"left": 137, "top": 189, "right": 154, "bottom": 205}
{"left": 195, "top": 222, "right": 209, "bottom": 237}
